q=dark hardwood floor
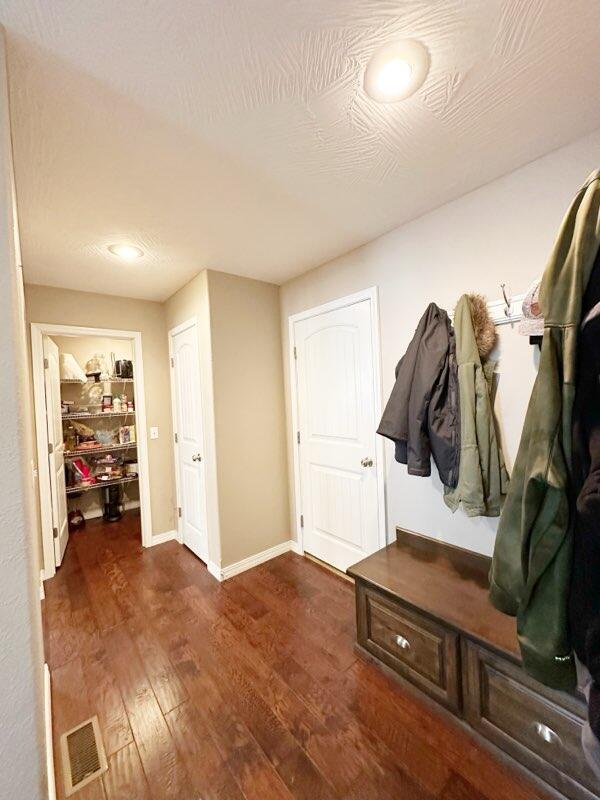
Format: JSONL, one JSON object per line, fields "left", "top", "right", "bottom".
{"left": 43, "top": 512, "right": 549, "bottom": 800}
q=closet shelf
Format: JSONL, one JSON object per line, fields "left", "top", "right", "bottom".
{"left": 64, "top": 442, "right": 137, "bottom": 457}
{"left": 66, "top": 476, "right": 139, "bottom": 495}
{"left": 62, "top": 411, "right": 136, "bottom": 420}
{"left": 61, "top": 377, "right": 135, "bottom": 384}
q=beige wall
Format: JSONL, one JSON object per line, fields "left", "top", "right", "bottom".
{"left": 26, "top": 268, "right": 290, "bottom": 570}
{"left": 0, "top": 28, "right": 46, "bottom": 799}
{"left": 280, "top": 128, "right": 600, "bottom": 557}
{"left": 165, "top": 269, "right": 290, "bottom": 569}
{"left": 25, "top": 284, "right": 176, "bottom": 536}
{"left": 207, "top": 270, "right": 289, "bottom": 566}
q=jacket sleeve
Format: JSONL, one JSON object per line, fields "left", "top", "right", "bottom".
{"left": 476, "top": 361, "right": 509, "bottom": 515}
{"left": 444, "top": 361, "right": 485, "bottom": 515}
{"left": 489, "top": 335, "right": 564, "bottom": 612}
{"left": 404, "top": 317, "right": 449, "bottom": 476}
{"left": 377, "top": 306, "right": 431, "bottom": 464}
{"left": 489, "top": 332, "right": 575, "bottom": 689}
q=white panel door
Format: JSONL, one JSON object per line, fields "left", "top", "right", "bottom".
{"left": 294, "top": 298, "right": 381, "bottom": 572}
{"left": 43, "top": 336, "right": 68, "bottom": 566}
{"left": 171, "top": 321, "right": 208, "bottom": 562}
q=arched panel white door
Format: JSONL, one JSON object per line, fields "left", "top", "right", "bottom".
{"left": 294, "top": 297, "right": 382, "bottom": 572}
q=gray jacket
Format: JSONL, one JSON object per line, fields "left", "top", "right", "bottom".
{"left": 378, "top": 303, "right": 460, "bottom": 487}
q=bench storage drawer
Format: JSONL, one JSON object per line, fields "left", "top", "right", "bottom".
{"left": 357, "top": 583, "right": 460, "bottom": 711}
{"left": 349, "top": 532, "right": 600, "bottom": 800}
{"left": 462, "top": 640, "right": 597, "bottom": 800}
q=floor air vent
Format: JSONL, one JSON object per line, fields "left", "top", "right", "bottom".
{"left": 60, "top": 716, "right": 107, "bottom": 796}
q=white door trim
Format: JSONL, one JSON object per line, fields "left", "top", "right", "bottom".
{"left": 168, "top": 316, "right": 213, "bottom": 560}
{"left": 288, "top": 286, "right": 387, "bottom": 558}
{"left": 31, "top": 322, "right": 153, "bottom": 579}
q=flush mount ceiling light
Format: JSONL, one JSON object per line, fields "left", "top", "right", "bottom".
{"left": 107, "top": 243, "right": 144, "bottom": 261}
{"left": 364, "top": 39, "right": 430, "bottom": 103}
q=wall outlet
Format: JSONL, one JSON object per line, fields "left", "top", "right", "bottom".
{"left": 150, "top": 426, "right": 159, "bottom": 440}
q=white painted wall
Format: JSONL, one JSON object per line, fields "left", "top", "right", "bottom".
{"left": 0, "top": 26, "right": 46, "bottom": 800}
{"left": 281, "top": 129, "right": 600, "bottom": 556}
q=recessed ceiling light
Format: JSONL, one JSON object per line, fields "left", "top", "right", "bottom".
{"left": 108, "top": 243, "right": 144, "bottom": 261}
{"left": 364, "top": 39, "right": 430, "bottom": 103}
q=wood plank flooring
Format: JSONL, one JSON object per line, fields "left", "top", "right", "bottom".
{"left": 43, "top": 513, "right": 549, "bottom": 800}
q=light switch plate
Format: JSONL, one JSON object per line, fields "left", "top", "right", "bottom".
{"left": 150, "top": 427, "right": 159, "bottom": 440}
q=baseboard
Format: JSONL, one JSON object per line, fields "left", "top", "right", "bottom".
{"left": 39, "top": 569, "right": 45, "bottom": 601}
{"left": 218, "top": 539, "right": 297, "bottom": 581}
{"left": 290, "top": 539, "right": 303, "bottom": 555}
{"left": 149, "top": 529, "right": 178, "bottom": 546}
{"left": 44, "top": 664, "right": 56, "bottom": 800}
{"left": 207, "top": 561, "right": 222, "bottom": 582}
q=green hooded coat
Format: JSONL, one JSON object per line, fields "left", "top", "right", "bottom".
{"left": 444, "top": 295, "right": 509, "bottom": 517}
{"left": 489, "top": 170, "right": 600, "bottom": 691}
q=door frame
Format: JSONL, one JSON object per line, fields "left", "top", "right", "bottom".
{"left": 168, "top": 316, "right": 212, "bottom": 562}
{"left": 288, "top": 286, "right": 387, "bottom": 559}
{"left": 31, "top": 322, "right": 153, "bottom": 579}
{"left": 42, "top": 336, "right": 69, "bottom": 566}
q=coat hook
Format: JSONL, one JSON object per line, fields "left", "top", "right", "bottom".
{"left": 500, "top": 283, "right": 511, "bottom": 318}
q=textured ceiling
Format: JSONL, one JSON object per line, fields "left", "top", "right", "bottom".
{"left": 2, "top": 0, "right": 600, "bottom": 300}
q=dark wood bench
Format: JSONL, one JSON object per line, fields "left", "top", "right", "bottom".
{"left": 347, "top": 528, "right": 599, "bottom": 800}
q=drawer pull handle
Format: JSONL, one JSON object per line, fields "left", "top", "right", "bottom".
{"left": 534, "top": 722, "right": 561, "bottom": 746}
{"left": 395, "top": 634, "right": 411, "bottom": 650}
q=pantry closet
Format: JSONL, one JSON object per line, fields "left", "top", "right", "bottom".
{"left": 55, "top": 335, "right": 139, "bottom": 521}
{"left": 31, "top": 323, "right": 152, "bottom": 578}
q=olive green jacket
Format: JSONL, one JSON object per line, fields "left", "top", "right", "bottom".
{"left": 444, "top": 295, "right": 509, "bottom": 517}
{"left": 489, "top": 171, "right": 600, "bottom": 691}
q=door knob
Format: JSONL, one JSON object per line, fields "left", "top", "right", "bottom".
{"left": 361, "top": 457, "right": 373, "bottom": 468}
{"left": 192, "top": 454, "right": 202, "bottom": 462}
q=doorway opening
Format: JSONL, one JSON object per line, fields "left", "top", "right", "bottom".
{"left": 31, "top": 323, "right": 152, "bottom": 579}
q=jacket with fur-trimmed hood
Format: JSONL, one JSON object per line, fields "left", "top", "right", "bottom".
{"left": 444, "top": 294, "right": 509, "bottom": 517}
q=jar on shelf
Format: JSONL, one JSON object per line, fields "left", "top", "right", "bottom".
{"left": 65, "top": 425, "right": 76, "bottom": 451}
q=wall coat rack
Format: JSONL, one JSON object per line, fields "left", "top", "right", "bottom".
{"left": 450, "top": 287, "right": 526, "bottom": 326}
{"left": 487, "top": 285, "right": 525, "bottom": 326}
